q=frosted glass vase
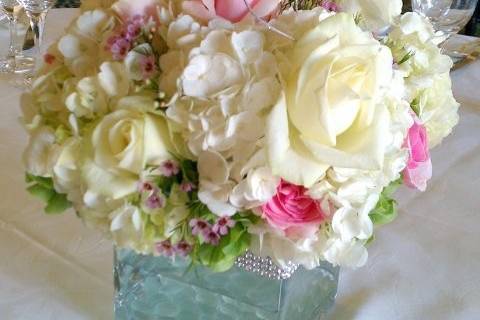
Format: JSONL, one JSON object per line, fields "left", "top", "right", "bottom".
{"left": 114, "top": 248, "right": 339, "bottom": 320}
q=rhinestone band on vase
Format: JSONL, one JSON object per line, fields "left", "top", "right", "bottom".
{"left": 235, "top": 251, "right": 299, "bottom": 280}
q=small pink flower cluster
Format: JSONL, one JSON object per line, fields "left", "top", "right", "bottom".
{"left": 159, "top": 160, "right": 180, "bottom": 177}
{"left": 320, "top": 1, "right": 340, "bottom": 12}
{"left": 156, "top": 240, "right": 193, "bottom": 257}
{"left": 189, "top": 216, "right": 236, "bottom": 246}
{"left": 105, "top": 16, "right": 144, "bottom": 60}
{"left": 138, "top": 181, "right": 166, "bottom": 210}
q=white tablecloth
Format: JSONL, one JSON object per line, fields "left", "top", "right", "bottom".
{"left": 0, "top": 9, "right": 479, "bottom": 320}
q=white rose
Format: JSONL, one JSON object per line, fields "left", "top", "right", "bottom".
{"left": 98, "top": 62, "right": 130, "bottom": 98}
{"left": 92, "top": 109, "right": 173, "bottom": 174}
{"left": 337, "top": 0, "right": 402, "bottom": 31}
{"left": 65, "top": 76, "right": 108, "bottom": 119}
{"left": 266, "top": 13, "right": 393, "bottom": 187}
{"left": 23, "top": 126, "right": 60, "bottom": 177}
{"left": 110, "top": 204, "right": 146, "bottom": 252}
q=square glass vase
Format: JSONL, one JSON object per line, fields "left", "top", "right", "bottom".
{"left": 114, "top": 248, "right": 339, "bottom": 320}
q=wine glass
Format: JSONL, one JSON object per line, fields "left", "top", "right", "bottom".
{"left": 0, "top": 0, "right": 22, "bottom": 73}
{"left": 16, "top": 0, "right": 55, "bottom": 63}
{"left": 412, "top": 0, "right": 479, "bottom": 35}
{"left": 412, "top": 0, "right": 479, "bottom": 59}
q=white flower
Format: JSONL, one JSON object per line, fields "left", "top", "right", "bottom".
{"left": 65, "top": 76, "right": 108, "bottom": 119}
{"left": 58, "top": 10, "right": 114, "bottom": 77}
{"left": 230, "top": 167, "right": 280, "bottom": 208}
{"left": 266, "top": 13, "right": 393, "bottom": 187}
{"left": 98, "top": 62, "right": 130, "bottom": 98}
{"left": 323, "top": 238, "right": 368, "bottom": 268}
{"left": 182, "top": 53, "right": 244, "bottom": 98}
{"left": 92, "top": 109, "right": 173, "bottom": 174}
{"left": 53, "top": 137, "right": 82, "bottom": 202}
{"left": 387, "top": 13, "right": 459, "bottom": 147}
{"left": 77, "top": 190, "right": 123, "bottom": 233}
{"left": 388, "top": 13, "right": 452, "bottom": 81}
{"left": 197, "top": 150, "right": 237, "bottom": 216}
{"left": 332, "top": 205, "right": 373, "bottom": 242}
{"left": 23, "top": 127, "right": 60, "bottom": 177}
{"left": 110, "top": 204, "right": 146, "bottom": 252}
{"left": 249, "top": 222, "right": 328, "bottom": 270}
{"left": 167, "top": 14, "right": 203, "bottom": 50}
{"left": 415, "top": 74, "right": 459, "bottom": 147}
{"left": 337, "top": 0, "right": 402, "bottom": 31}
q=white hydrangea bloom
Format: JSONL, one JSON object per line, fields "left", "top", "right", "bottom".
{"left": 58, "top": 10, "right": 115, "bottom": 77}
{"left": 166, "top": 22, "right": 282, "bottom": 216}
{"left": 387, "top": 12, "right": 459, "bottom": 147}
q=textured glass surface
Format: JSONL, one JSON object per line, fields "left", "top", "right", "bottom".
{"left": 114, "top": 248, "right": 339, "bottom": 320}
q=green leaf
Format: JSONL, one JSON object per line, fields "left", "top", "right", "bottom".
{"left": 180, "top": 160, "right": 198, "bottom": 184}
{"left": 25, "top": 173, "right": 54, "bottom": 189}
{"left": 222, "top": 231, "right": 250, "bottom": 257}
{"left": 209, "top": 256, "right": 236, "bottom": 272}
{"left": 369, "top": 194, "right": 398, "bottom": 226}
{"left": 398, "top": 51, "right": 415, "bottom": 65}
{"left": 45, "top": 193, "right": 72, "bottom": 214}
{"left": 383, "top": 178, "right": 402, "bottom": 197}
{"left": 368, "top": 179, "right": 402, "bottom": 226}
{"left": 27, "top": 184, "right": 55, "bottom": 202}
{"left": 156, "top": 177, "right": 175, "bottom": 197}
{"left": 410, "top": 97, "right": 421, "bottom": 117}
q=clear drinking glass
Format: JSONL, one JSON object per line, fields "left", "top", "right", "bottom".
{"left": 0, "top": 0, "right": 22, "bottom": 73}
{"left": 412, "top": 0, "right": 479, "bottom": 35}
{"left": 16, "top": 0, "right": 55, "bottom": 61}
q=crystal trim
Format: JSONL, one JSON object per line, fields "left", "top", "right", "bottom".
{"left": 235, "top": 251, "right": 299, "bottom": 280}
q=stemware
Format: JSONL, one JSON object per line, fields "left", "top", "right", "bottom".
{"left": 0, "top": 0, "right": 22, "bottom": 73}
{"left": 16, "top": 0, "right": 55, "bottom": 62}
{"left": 412, "top": 0, "right": 479, "bottom": 35}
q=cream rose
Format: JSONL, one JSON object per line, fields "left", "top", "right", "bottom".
{"left": 266, "top": 13, "right": 393, "bottom": 187}
{"left": 92, "top": 109, "right": 173, "bottom": 174}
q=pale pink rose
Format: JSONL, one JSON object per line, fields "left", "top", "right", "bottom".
{"left": 403, "top": 115, "right": 432, "bottom": 192}
{"left": 261, "top": 180, "right": 326, "bottom": 238}
{"left": 182, "top": 0, "right": 281, "bottom": 23}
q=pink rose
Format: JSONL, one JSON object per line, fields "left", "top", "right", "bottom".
{"left": 261, "top": 180, "right": 326, "bottom": 238}
{"left": 403, "top": 115, "right": 432, "bottom": 192}
{"left": 182, "top": 0, "right": 281, "bottom": 23}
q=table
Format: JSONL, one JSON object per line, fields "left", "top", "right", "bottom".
{"left": 0, "top": 9, "right": 479, "bottom": 320}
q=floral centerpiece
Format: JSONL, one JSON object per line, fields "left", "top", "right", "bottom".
{"left": 21, "top": 0, "right": 459, "bottom": 317}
